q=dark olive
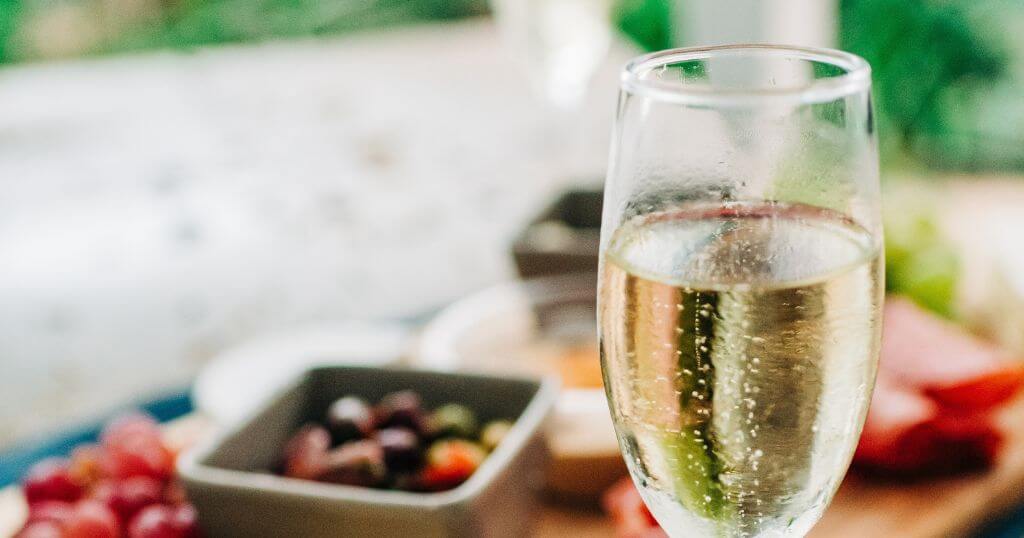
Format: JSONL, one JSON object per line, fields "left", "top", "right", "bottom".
{"left": 375, "top": 427, "right": 422, "bottom": 472}
{"left": 390, "top": 472, "right": 420, "bottom": 492}
{"left": 375, "top": 391, "right": 426, "bottom": 434}
{"left": 316, "top": 439, "right": 387, "bottom": 487}
{"left": 325, "top": 396, "right": 374, "bottom": 445}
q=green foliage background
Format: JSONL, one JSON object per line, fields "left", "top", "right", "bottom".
{"left": 0, "top": 0, "right": 1021, "bottom": 172}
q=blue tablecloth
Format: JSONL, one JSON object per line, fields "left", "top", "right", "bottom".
{"left": 0, "top": 389, "right": 192, "bottom": 488}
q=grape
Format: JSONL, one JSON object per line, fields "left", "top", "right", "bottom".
{"left": 103, "top": 414, "right": 161, "bottom": 442}
{"left": 128, "top": 504, "right": 200, "bottom": 538}
{"left": 69, "top": 444, "right": 106, "bottom": 489}
{"left": 375, "top": 391, "right": 426, "bottom": 434}
{"left": 128, "top": 505, "right": 177, "bottom": 538}
{"left": 99, "top": 413, "right": 173, "bottom": 480}
{"left": 429, "top": 404, "right": 478, "bottom": 439}
{"left": 325, "top": 396, "right": 374, "bottom": 445}
{"left": 162, "top": 481, "right": 189, "bottom": 506}
{"left": 171, "top": 505, "right": 201, "bottom": 538}
{"left": 16, "top": 521, "right": 63, "bottom": 538}
{"left": 128, "top": 505, "right": 178, "bottom": 538}
{"left": 64, "top": 500, "right": 120, "bottom": 538}
{"left": 281, "top": 424, "right": 330, "bottom": 480}
{"left": 92, "top": 477, "right": 163, "bottom": 522}
{"left": 101, "top": 414, "right": 162, "bottom": 448}
{"left": 103, "top": 439, "right": 174, "bottom": 481}
{"left": 26, "top": 501, "right": 74, "bottom": 525}
{"left": 23, "top": 459, "right": 83, "bottom": 504}
{"left": 317, "top": 440, "right": 386, "bottom": 487}
{"left": 18, "top": 412, "right": 198, "bottom": 538}
{"left": 374, "top": 428, "right": 421, "bottom": 472}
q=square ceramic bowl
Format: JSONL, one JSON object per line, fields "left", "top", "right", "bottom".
{"left": 179, "top": 366, "right": 559, "bottom": 538}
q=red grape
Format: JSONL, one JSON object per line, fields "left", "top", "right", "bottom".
{"left": 103, "top": 439, "right": 174, "bottom": 481}
{"left": 128, "top": 504, "right": 199, "bottom": 538}
{"left": 101, "top": 414, "right": 162, "bottom": 448}
{"left": 162, "top": 481, "right": 189, "bottom": 506}
{"left": 128, "top": 505, "right": 177, "bottom": 538}
{"left": 87, "top": 480, "right": 116, "bottom": 504}
{"left": 26, "top": 500, "right": 74, "bottom": 525}
{"left": 18, "top": 413, "right": 201, "bottom": 538}
{"left": 92, "top": 477, "right": 163, "bottom": 522}
{"left": 69, "top": 444, "right": 106, "bottom": 489}
{"left": 23, "top": 459, "right": 83, "bottom": 504}
{"left": 64, "top": 500, "right": 120, "bottom": 538}
{"left": 99, "top": 413, "right": 174, "bottom": 481}
{"left": 171, "top": 505, "right": 200, "bottom": 538}
{"left": 16, "top": 521, "right": 63, "bottom": 538}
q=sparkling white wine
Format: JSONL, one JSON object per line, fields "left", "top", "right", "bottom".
{"left": 599, "top": 202, "right": 883, "bottom": 538}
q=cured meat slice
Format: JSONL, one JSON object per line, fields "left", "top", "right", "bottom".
{"left": 603, "top": 478, "right": 667, "bottom": 538}
{"left": 881, "top": 298, "right": 1024, "bottom": 411}
{"left": 854, "top": 372, "right": 1003, "bottom": 474}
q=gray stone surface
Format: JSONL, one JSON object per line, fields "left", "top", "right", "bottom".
{"left": 0, "top": 19, "right": 630, "bottom": 445}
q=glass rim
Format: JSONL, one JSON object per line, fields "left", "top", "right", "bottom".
{"left": 621, "top": 44, "right": 871, "bottom": 106}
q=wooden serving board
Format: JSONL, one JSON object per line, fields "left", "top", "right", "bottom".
{"left": 812, "top": 398, "right": 1024, "bottom": 538}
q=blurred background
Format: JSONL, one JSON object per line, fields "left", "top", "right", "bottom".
{"left": 4, "top": 0, "right": 1024, "bottom": 525}
{"left": 0, "top": 0, "right": 1021, "bottom": 443}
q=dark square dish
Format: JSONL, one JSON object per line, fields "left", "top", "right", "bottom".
{"left": 512, "top": 188, "right": 602, "bottom": 279}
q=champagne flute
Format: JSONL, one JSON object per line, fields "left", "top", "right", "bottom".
{"left": 598, "top": 45, "right": 882, "bottom": 537}
{"left": 490, "top": 0, "right": 613, "bottom": 109}
{"left": 490, "top": 0, "right": 614, "bottom": 180}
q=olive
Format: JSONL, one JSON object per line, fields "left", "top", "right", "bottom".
{"left": 390, "top": 472, "right": 420, "bottom": 492}
{"left": 375, "top": 391, "right": 426, "bottom": 434}
{"left": 429, "top": 404, "right": 478, "bottom": 439}
{"left": 480, "top": 420, "right": 514, "bottom": 452}
{"left": 281, "top": 424, "right": 330, "bottom": 480}
{"left": 325, "top": 396, "right": 374, "bottom": 445}
{"left": 317, "top": 439, "right": 387, "bottom": 488}
{"left": 375, "top": 427, "right": 422, "bottom": 472}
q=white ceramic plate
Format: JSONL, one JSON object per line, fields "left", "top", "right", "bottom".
{"left": 194, "top": 321, "right": 411, "bottom": 424}
{"left": 416, "top": 276, "right": 624, "bottom": 500}
{"left": 415, "top": 275, "right": 619, "bottom": 457}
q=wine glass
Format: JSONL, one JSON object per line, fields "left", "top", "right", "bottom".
{"left": 490, "top": 0, "right": 614, "bottom": 180}
{"left": 598, "top": 45, "right": 882, "bottom": 537}
{"left": 490, "top": 0, "right": 613, "bottom": 109}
